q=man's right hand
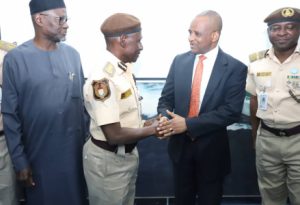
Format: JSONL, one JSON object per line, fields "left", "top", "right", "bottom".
{"left": 155, "top": 115, "right": 173, "bottom": 139}
{"left": 17, "top": 167, "right": 35, "bottom": 187}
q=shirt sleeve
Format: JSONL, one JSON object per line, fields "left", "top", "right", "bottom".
{"left": 246, "top": 64, "right": 257, "bottom": 96}
{"left": 85, "top": 78, "right": 120, "bottom": 126}
{"left": 2, "top": 53, "right": 29, "bottom": 171}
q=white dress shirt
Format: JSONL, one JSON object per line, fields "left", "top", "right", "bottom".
{"left": 191, "top": 46, "right": 219, "bottom": 110}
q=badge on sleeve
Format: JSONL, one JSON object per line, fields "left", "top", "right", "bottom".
{"left": 92, "top": 78, "right": 110, "bottom": 101}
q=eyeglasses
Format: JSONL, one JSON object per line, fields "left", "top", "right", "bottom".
{"left": 40, "top": 13, "right": 69, "bottom": 25}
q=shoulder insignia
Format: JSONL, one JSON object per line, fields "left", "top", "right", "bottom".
{"left": 249, "top": 49, "right": 268, "bottom": 63}
{"left": 0, "top": 40, "right": 16, "bottom": 52}
{"left": 103, "top": 62, "right": 116, "bottom": 77}
{"left": 92, "top": 78, "right": 110, "bottom": 101}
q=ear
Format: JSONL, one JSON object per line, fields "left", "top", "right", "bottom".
{"left": 211, "top": 31, "right": 220, "bottom": 43}
{"left": 34, "top": 14, "right": 43, "bottom": 26}
{"left": 119, "top": 34, "right": 127, "bottom": 48}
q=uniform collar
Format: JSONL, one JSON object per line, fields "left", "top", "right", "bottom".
{"left": 104, "top": 51, "right": 130, "bottom": 75}
{"left": 268, "top": 44, "right": 300, "bottom": 57}
{"left": 267, "top": 44, "right": 300, "bottom": 64}
{"left": 295, "top": 44, "right": 300, "bottom": 54}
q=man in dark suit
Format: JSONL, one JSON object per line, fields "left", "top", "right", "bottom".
{"left": 157, "top": 10, "right": 247, "bottom": 205}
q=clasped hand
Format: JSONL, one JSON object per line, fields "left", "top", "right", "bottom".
{"left": 145, "top": 110, "right": 187, "bottom": 139}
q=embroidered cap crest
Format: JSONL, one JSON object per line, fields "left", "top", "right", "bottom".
{"left": 92, "top": 78, "right": 110, "bottom": 101}
{"left": 281, "top": 8, "right": 295, "bottom": 18}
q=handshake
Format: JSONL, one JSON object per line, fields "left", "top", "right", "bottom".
{"left": 143, "top": 110, "right": 188, "bottom": 139}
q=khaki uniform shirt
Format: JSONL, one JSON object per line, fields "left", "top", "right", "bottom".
{"left": 84, "top": 51, "right": 142, "bottom": 141}
{"left": 246, "top": 46, "right": 300, "bottom": 128}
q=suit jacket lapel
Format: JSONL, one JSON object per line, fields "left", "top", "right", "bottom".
{"left": 179, "top": 52, "right": 195, "bottom": 116}
{"left": 200, "top": 49, "right": 228, "bottom": 112}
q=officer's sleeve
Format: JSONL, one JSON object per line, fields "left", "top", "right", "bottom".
{"left": 2, "top": 54, "right": 29, "bottom": 172}
{"left": 86, "top": 79, "right": 120, "bottom": 126}
{"left": 246, "top": 64, "right": 257, "bottom": 96}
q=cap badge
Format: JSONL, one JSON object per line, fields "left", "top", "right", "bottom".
{"left": 281, "top": 8, "right": 295, "bottom": 18}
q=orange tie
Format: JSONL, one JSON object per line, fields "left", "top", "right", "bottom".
{"left": 188, "top": 55, "right": 206, "bottom": 117}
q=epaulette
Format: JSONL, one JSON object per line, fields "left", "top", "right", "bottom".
{"left": 103, "top": 62, "right": 116, "bottom": 77}
{"left": 0, "top": 40, "right": 16, "bottom": 52}
{"left": 249, "top": 49, "right": 269, "bottom": 63}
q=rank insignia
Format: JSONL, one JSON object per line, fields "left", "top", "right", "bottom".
{"left": 92, "top": 78, "right": 110, "bottom": 101}
{"left": 248, "top": 50, "right": 268, "bottom": 63}
{"left": 103, "top": 62, "right": 115, "bottom": 77}
{"left": 0, "top": 40, "right": 16, "bottom": 52}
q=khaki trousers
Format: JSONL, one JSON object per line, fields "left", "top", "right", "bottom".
{"left": 256, "top": 127, "right": 300, "bottom": 205}
{"left": 83, "top": 139, "right": 139, "bottom": 205}
{"left": 0, "top": 136, "right": 18, "bottom": 205}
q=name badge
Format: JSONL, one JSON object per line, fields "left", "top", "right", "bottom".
{"left": 258, "top": 91, "right": 268, "bottom": 111}
{"left": 257, "top": 72, "right": 272, "bottom": 77}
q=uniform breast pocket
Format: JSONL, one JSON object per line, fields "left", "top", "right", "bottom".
{"left": 255, "top": 76, "right": 272, "bottom": 90}
{"left": 119, "top": 89, "right": 138, "bottom": 115}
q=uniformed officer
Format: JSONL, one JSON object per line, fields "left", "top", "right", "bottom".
{"left": 82, "top": 13, "right": 162, "bottom": 205}
{"left": 0, "top": 39, "right": 18, "bottom": 205}
{"left": 247, "top": 7, "right": 300, "bottom": 205}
